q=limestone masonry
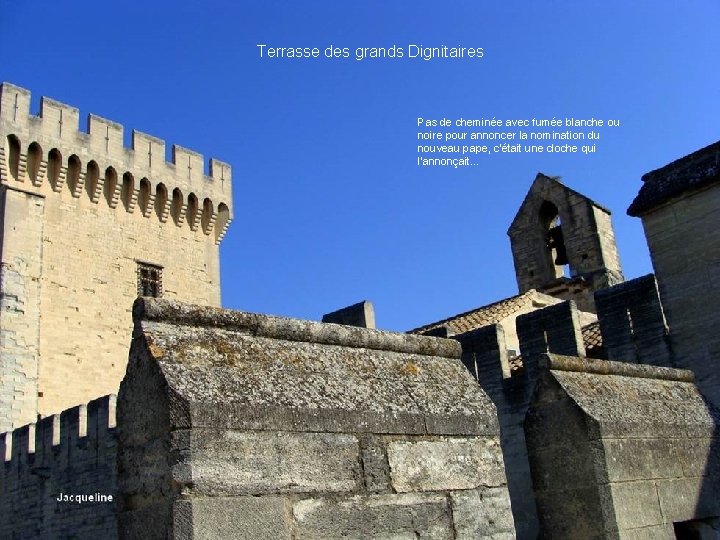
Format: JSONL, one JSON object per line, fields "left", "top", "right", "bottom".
{"left": 0, "top": 83, "right": 232, "bottom": 430}
{"left": 628, "top": 140, "right": 720, "bottom": 413}
{"left": 0, "top": 84, "right": 719, "bottom": 539}
{"left": 118, "top": 298, "right": 514, "bottom": 538}
{"left": 508, "top": 173, "right": 624, "bottom": 313}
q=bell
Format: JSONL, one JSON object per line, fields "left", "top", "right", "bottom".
{"left": 547, "top": 226, "right": 569, "bottom": 265}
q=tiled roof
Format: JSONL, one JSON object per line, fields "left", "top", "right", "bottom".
{"left": 408, "top": 290, "right": 556, "bottom": 335}
{"left": 581, "top": 321, "right": 604, "bottom": 359}
{"left": 506, "top": 322, "right": 604, "bottom": 377}
{"left": 410, "top": 290, "right": 606, "bottom": 371}
{"left": 628, "top": 140, "right": 720, "bottom": 216}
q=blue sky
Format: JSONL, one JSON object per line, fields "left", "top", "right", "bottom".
{"left": 2, "top": 1, "right": 718, "bottom": 331}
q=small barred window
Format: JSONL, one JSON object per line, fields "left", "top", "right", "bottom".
{"left": 137, "top": 262, "right": 163, "bottom": 298}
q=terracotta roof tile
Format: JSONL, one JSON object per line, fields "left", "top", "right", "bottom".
{"left": 581, "top": 321, "right": 604, "bottom": 358}
{"left": 408, "top": 290, "right": 555, "bottom": 335}
{"left": 409, "top": 292, "right": 606, "bottom": 366}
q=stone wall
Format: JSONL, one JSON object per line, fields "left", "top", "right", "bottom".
{"left": 508, "top": 173, "right": 624, "bottom": 312}
{"left": 456, "top": 296, "right": 718, "bottom": 540}
{"left": 456, "top": 300, "right": 593, "bottom": 539}
{"left": 627, "top": 140, "right": 720, "bottom": 410}
{"left": 0, "top": 395, "right": 117, "bottom": 539}
{"left": 0, "top": 186, "right": 44, "bottom": 430}
{"left": 594, "top": 274, "right": 671, "bottom": 366}
{"left": 525, "top": 354, "right": 720, "bottom": 539}
{"left": 0, "top": 82, "right": 232, "bottom": 427}
{"left": 636, "top": 184, "right": 720, "bottom": 411}
{"left": 118, "top": 298, "right": 516, "bottom": 539}
{"left": 457, "top": 324, "right": 539, "bottom": 540}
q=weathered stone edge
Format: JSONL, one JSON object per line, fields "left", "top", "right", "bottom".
{"left": 133, "top": 298, "right": 461, "bottom": 359}
{"left": 538, "top": 353, "right": 694, "bottom": 382}
{"left": 628, "top": 139, "right": 720, "bottom": 216}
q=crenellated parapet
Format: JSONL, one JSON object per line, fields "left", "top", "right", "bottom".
{"left": 0, "top": 82, "right": 232, "bottom": 244}
{"left": 594, "top": 274, "right": 672, "bottom": 366}
{"left": 450, "top": 293, "right": 705, "bottom": 540}
{"left": 516, "top": 300, "right": 586, "bottom": 360}
{"left": 454, "top": 288, "right": 679, "bottom": 395}
{"left": 0, "top": 394, "right": 116, "bottom": 469}
{"left": 456, "top": 309, "right": 571, "bottom": 401}
{"left": 0, "top": 395, "right": 117, "bottom": 538}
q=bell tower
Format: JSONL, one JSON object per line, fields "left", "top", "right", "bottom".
{"left": 507, "top": 173, "right": 623, "bottom": 312}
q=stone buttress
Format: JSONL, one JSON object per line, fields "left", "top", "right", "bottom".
{"left": 117, "top": 298, "right": 516, "bottom": 539}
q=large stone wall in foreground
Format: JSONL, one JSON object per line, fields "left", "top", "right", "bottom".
{"left": 2, "top": 295, "right": 718, "bottom": 539}
{"left": 525, "top": 354, "right": 720, "bottom": 539}
{"left": 457, "top": 296, "right": 719, "bottom": 540}
{"left": 117, "top": 298, "right": 516, "bottom": 539}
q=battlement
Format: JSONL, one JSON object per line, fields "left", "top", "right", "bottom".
{"left": 0, "top": 82, "right": 232, "bottom": 243}
{"left": 0, "top": 394, "right": 116, "bottom": 468}
{"left": 594, "top": 274, "right": 671, "bottom": 365}
{"left": 456, "top": 288, "right": 674, "bottom": 392}
{"left": 0, "top": 395, "right": 118, "bottom": 538}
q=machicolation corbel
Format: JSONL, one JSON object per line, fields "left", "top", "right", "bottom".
{"left": 0, "top": 82, "right": 233, "bottom": 244}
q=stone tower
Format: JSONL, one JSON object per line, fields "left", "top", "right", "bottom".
{"left": 0, "top": 83, "right": 233, "bottom": 431}
{"left": 507, "top": 173, "right": 623, "bottom": 312}
{"left": 628, "top": 139, "right": 720, "bottom": 410}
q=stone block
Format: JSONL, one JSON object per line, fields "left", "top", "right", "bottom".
{"left": 387, "top": 437, "right": 505, "bottom": 492}
{"left": 360, "top": 435, "right": 391, "bottom": 493}
{"left": 292, "top": 493, "right": 453, "bottom": 539}
{"left": 516, "top": 301, "right": 585, "bottom": 358}
{"left": 172, "top": 430, "right": 360, "bottom": 495}
{"left": 322, "top": 300, "right": 375, "bottom": 328}
{"left": 525, "top": 441, "right": 599, "bottom": 492}
{"left": 618, "top": 524, "right": 675, "bottom": 540}
{"left": 680, "top": 437, "right": 720, "bottom": 478}
{"left": 602, "top": 438, "right": 684, "bottom": 482}
{"left": 119, "top": 502, "right": 171, "bottom": 540}
{"left": 450, "top": 486, "right": 515, "bottom": 539}
{"left": 173, "top": 496, "right": 291, "bottom": 540}
{"left": 609, "top": 481, "right": 663, "bottom": 530}
{"left": 656, "top": 477, "right": 720, "bottom": 524}
{"left": 126, "top": 298, "right": 497, "bottom": 437}
{"left": 534, "top": 487, "right": 607, "bottom": 540}
{"left": 456, "top": 324, "right": 509, "bottom": 389}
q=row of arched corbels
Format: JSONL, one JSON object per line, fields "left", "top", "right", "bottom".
{"left": 2, "top": 135, "right": 231, "bottom": 243}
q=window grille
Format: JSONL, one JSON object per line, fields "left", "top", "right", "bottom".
{"left": 137, "top": 262, "right": 163, "bottom": 298}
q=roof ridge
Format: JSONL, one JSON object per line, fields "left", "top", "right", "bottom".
{"left": 407, "top": 289, "right": 538, "bottom": 334}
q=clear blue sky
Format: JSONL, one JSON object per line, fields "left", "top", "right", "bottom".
{"left": 2, "top": 1, "right": 718, "bottom": 331}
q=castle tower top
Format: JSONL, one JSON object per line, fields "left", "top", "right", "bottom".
{"left": 0, "top": 82, "right": 232, "bottom": 242}
{"left": 0, "top": 83, "right": 233, "bottom": 430}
